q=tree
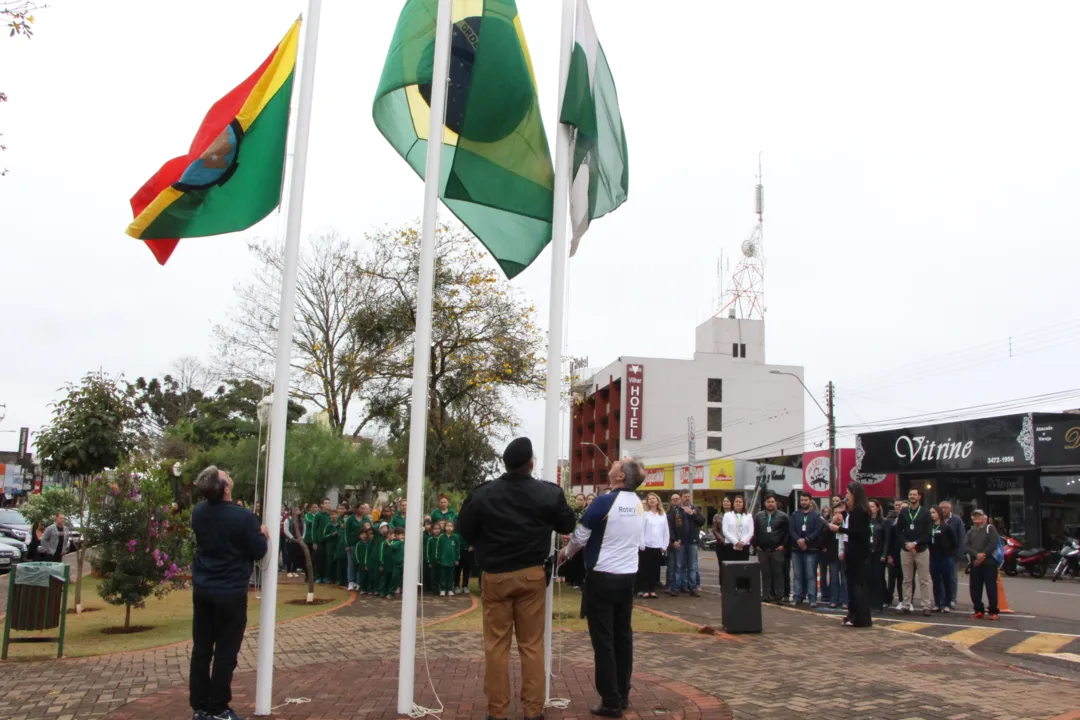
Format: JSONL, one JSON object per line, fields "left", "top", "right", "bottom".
{"left": 1, "top": 2, "right": 42, "bottom": 176}
{"left": 19, "top": 487, "right": 80, "bottom": 528}
{"left": 88, "top": 467, "right": 190, "bottom": 629}
{"left": 169, "top": 378, "right": 305, "bottom": 450}
{"left": 35, "top": 371, "right": 140, "bottom": 611}
{"left": 358, "top": 223, "right": 546, "bottom": 492}
{"left": 214, "top": 231, "right": 387, "bottom": 433}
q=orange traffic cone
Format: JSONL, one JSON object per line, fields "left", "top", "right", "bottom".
{"left": 996, "top": 571, "right": 1013, "bottom": 613}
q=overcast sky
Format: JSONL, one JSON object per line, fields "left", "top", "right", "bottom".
{"left": 3, "top": 0, "right": 1080, "bottom": 472}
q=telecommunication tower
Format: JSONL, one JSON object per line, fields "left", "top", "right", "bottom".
{"left": 716, "top": 157, "right": 766, "bottom": 320}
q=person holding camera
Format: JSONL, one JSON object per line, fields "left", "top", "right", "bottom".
{"left": 189, "top": 466, "right": 270, "bottom": 720}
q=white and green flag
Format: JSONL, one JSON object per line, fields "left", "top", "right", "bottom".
{"left": 560, "top": 0, "right": 629, "bottom": 256}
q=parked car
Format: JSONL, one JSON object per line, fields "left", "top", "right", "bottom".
{"left": 0, "top": 542, "right": 19, "bottom": 573}
{"left": 0, "top": 535, "right": 28, "bottom": 560}
{"left": 0, "top": 509, "right": 31, "bottom": 545}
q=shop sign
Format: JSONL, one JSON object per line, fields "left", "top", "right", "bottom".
{"left": 709, "top": 459, "right": 736, "bottom": 490}
{"left": 739, "top": 461, "right": 801, "bottom": 495}
{"left": 1033, "top": 414, "right": 1080, "bottom": 468}
{"left": 643, "top": 464, "right": 673, "bottom": 490}
{"left": 625, "top": 364, "right": 644, "bottom": 440}
{"left": 803, "top": 449, "right": 897, "bottom": 498}
{"left": 675, "top": 463, "right": 707, "bottom": 490}
{"left": 856, "top": 414, "right": 1036, "bottom": 474}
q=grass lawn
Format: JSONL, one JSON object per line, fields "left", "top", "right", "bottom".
{"left": 1, "top": 577, "right": 349, "bottom": 660}
{"left": 429, "top": 582, "right": 697, "bottom": 634}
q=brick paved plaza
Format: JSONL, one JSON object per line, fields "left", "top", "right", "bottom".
{"left": 3, "top": 586, "right": 1080, "bottom": 719}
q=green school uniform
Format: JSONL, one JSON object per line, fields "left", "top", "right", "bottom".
{"left": 303, "top": 512, "right": 316, "bottom": 543}
{"left": 390, "top": 539, "right": 405, "bottom": 595}
{"left": 430, "top": 508, "right": 458, "bottom": 525}
{"left": 312, "top": 510, "right": 331, "bottom": 579}
{"left": 354, "top": 538, "right": 370, "bottom": 591}
{"left": 344, "top": 515, "right": 365, "bottom": 549}
{"left": 322, "top": 519, "right": 342, "bottom": 585}
{"left": 366, "top": 538, "right": 381, "bottom": 593}
{"left": 424, "top": 533, "right": 439, "bottom": 593}
{"left": 390, "top": 513, "right": 407, "bottom": 531}
{"left": 378, "top": 539, "right": 395, "bottom": 596}
{"left": 437, "top": 533, "right": 460, "bottom": 592}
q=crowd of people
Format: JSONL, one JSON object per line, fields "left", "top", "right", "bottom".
{"left": 274, "top": 495, "right": 475, "bottom": 599}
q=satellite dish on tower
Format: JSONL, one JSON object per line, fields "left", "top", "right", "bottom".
{"left": 741, "top": 237, "right": 759, "bottom": 258}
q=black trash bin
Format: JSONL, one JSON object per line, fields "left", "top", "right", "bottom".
{"left": 721, "top": 560, "right": 762, "bottom": 634}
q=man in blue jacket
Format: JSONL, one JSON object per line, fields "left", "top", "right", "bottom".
{"left": 190, "top": 466, "right": 269, "bottom": 720}
{"left": 790, "top": 493, "right": 824, "bottom": 607}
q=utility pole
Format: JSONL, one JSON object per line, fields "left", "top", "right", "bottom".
{"left": 826, "top": 381, "right": 837, "bottom": 497}
{"left": 687, "top": 416, "right": 696, "bottom": 508}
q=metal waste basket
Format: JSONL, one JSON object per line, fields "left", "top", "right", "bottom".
{"left": 721, "top": 560, "right": 762, "bottom": 634}
{"left": 2, "top": 561, "right": 70, "bottom": 658}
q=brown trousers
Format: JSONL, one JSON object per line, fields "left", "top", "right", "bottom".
{"left": 481, "top": 565, "right": 547, "bottom": 718}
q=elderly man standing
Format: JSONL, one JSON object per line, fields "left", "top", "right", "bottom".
{"left": 457, "top": 438, "right": 577, "bottom": 720}
{"left": 190, "top": 466, "right": 269, "bottom": 720}
{"left": 560, "top": 457, "right": 647, "bottom": 718}
{"left": 38, "top": 513, "right": 71, "bottom": 561}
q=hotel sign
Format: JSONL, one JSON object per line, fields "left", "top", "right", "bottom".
{"left": 625, "top": 363, "right": 644, "bottom": 440}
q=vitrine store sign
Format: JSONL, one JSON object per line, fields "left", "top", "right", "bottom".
{"left": 856, "top": 414, "right": 1036, "bottom": 473}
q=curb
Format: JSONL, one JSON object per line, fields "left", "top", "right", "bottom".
{"left": 419, "top": 592, "right": 479, "bottom": 629}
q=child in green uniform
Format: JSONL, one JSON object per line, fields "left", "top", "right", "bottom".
{"left": 442, "top": 520, "right": 464, "bottom": 595}
{"left": 365, "top": 525, "right": 381, "bottom": 594}
{"left": 334, "top": 514, "right": 348, "bottom": 587}
{"left": 422, "top": 517, "right": 433, "bottom": 593}
{"left": 322, "top": 509, "right": 342, "bottom": 587}
{"left": 391, "top": 528, "right": 406, "bottom": 597}
{"left": 438, "top": 521, "right": 461, "bottom": 596}
{"left": 354, "top": 529, "right": 371, "bottom": 595}
{"left": 431, "top": 494, "right": 458, "bottom": 526}
{"left": 312, "top": 498, "right": 331, "bottom": 583}
{"left": 344, "top": 506, "right": 365, "bottom": 591}
{"left": 377, "top": 524, "right": 395, "bottom": 598}
{"left": 426, "top": 524, "right": 441, "bottom": 595}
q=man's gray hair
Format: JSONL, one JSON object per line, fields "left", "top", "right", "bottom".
{"left": 622, "top": 456, "right": 645, "bottom": 491}
{"left": 196, "top": 465, "right": 227, "bottom": 502}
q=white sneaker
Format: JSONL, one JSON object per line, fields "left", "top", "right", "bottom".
{"left": 439, "top": 591, "right": 446, "bottom": 596}
{"left": 448, "top": 590, "right": 455, "bottom": 596}
{"left": 894, "top": 602, "right": 904, "bottom": 611}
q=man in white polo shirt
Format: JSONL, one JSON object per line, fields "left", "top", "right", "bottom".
{"left": 559, "top": 457, "right": 646, "bottom": 719}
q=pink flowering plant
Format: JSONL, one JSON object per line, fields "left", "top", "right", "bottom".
{"left": 87, "top": 461, "right": 192, "bottom": 629}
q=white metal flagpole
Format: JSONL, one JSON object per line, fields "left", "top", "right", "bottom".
{"left": 254, "top": 1, "right": 323, "bottom": 715}
{"left": 543, "top": 0, "right": 577, "bottom": 704}
{"left": 397, "top": 0, "right": 454, "bottom": 714}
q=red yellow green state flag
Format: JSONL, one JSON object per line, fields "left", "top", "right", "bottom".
{"left": 126, "top": 19, "right": 300, "bottom": 265}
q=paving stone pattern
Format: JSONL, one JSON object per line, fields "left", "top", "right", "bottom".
{"left": 2, "top": 586, "right": 1080, "bottom": 719}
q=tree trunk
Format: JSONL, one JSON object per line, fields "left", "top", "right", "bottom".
{"left": 73, "top": 477, "right": 87, "bottom": 613}
{"left": 124, "top": 603, "right": 131, "bottom": 629}
{"left": 293, "top": 516, "right": 316, "bottom": 603}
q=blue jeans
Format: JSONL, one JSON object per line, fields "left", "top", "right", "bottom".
{"left": 346, "top": 549, "right": 357, "bottom": 587}
{"left": 674, "top": 543, "right": 700, "bottom": 592}
{"left": 792, "top": 551, "right": 819, "bottom": 603}
{"left": 821, "top": 558, "right": 847, "bottom": 605}
{"left": 931, "top": 554, "right": 955, "bottom": 610}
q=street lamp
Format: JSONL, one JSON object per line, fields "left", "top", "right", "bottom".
{"left": 171, "top": 461, "right": 182, "bottom": 506}
{"left": 770, "top": 370, "right": 837, "bottom": 496}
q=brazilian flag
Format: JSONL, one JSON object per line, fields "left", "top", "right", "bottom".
{"left": 373, "top": 0, "right": 554, "bottom": 279}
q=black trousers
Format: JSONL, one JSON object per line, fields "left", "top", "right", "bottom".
{"left": 758, "top": 549, "right": 784, "bottom": 600}
{"left": 969, "top": 563, "right": 999, "bottom": 614}
{"left": 845, "top": 555, "right": 872, "bottom": 627}
{"left": 866, "top": 555, "right": 885, "bottom": 609}
{"left": 635, "top": 548, "right": 663, "bottom": 594}
{"left": 585, "top": 571, "right": 636, "bottom": 709}
{"left": 190, "top": 592, "right": 248, "bottom": 713}
{"left": 885, "top": 552, "right": 904, "bottom": 605}
{"left": 455, "top": 549, "right": 474, "bottom": 589}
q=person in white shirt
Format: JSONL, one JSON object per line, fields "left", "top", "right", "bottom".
{"left": 722, "top": 495, "right": 753, "bottom": 562}
{"left": 636, "top": 493, "right": 669, "bottom": 599}
{"left": 559, "top": 457, "right": 647, "bottom": 718}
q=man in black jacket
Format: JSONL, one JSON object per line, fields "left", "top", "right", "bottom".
{"left": 899, "top": 488, "right": 933, "bottom": 616}
{"left": 667, "top": 495, "right": 706, "bottom": 596}
{"left": 457, "top": 438, "right": 577, "bottom": 720}
{"left": 190, "top": 466, "right": 269, "bottom": 720}
{"left": 789, "top": 494, "right": 823, "bottom": 606}
{"left": 753, "top": 494, "right": 789, "bottom": 603}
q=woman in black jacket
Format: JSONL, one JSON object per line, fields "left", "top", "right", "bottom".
{"left": 867, "top": 499, "right": 886, "bottom": 611}
{"left": 831, "top": 482, "right": 872, "bottom": 627}
{"left": 929, "top": 505, "right": 958, "bottom": 613}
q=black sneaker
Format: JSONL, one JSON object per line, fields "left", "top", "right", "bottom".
{"left": 193, "top": 712, "right": 212, "bottom": 720}
{"left": 210, "top": 709, "right": 244, "bottom": 720}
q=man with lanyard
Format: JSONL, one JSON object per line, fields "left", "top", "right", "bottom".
{"left": 753, "top": 493, "right": 789, "bottom": 603}
{"left": 560, "top": 457, "right": 646, "bottom": 718}
{"left": 899, "top": 488, "right": 933, "bottom": 616}
{"left": 789, "top": 493, "right": 823, "bottom": 607}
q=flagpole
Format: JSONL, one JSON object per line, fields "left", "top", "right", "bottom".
{"left": 543, "top": 0, "right": 577, "bottom": 705}
{"left": 253, "top": 1, "right": 322, "bottom": 716}
{"left": 397, "top": 0, "right": 454, "bottom": 714}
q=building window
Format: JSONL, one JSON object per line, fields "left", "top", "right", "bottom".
{"left": 732, "top": 343, "right": 739, "bottom": 357}
{"left": 707, "top": 436, "right": 722, "bottom": 452}
{"left": 707, "top": 378, "right": 723, "bottom": 403}
{"left": 740, "top": 343, "right": 746, "bottom": 358}
{"left": 707, "top": 407, "right": 722, "bottom": 431}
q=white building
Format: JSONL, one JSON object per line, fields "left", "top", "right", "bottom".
{"left": 569, "top": 315, "right": 805, "bottom": 506}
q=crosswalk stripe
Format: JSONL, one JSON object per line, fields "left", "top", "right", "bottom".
{"left": 888, "top": 622, "right": 933, "bottom": 633}
{"left": 938, "top": 627, "right": 1005, "bottom": 648}
{"left": 1009, "top": 633, "right": 1077, "bottom": 655}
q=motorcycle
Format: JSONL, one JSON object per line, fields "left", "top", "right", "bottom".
{"left": 1051, "top": 537, "right": 1080, "bottom": 582}
{"left": 700, "top": 529, "right": 717, "bottom": 551}
{"left": 1001, "top": 535, "right": 1051, "bottom": 578}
